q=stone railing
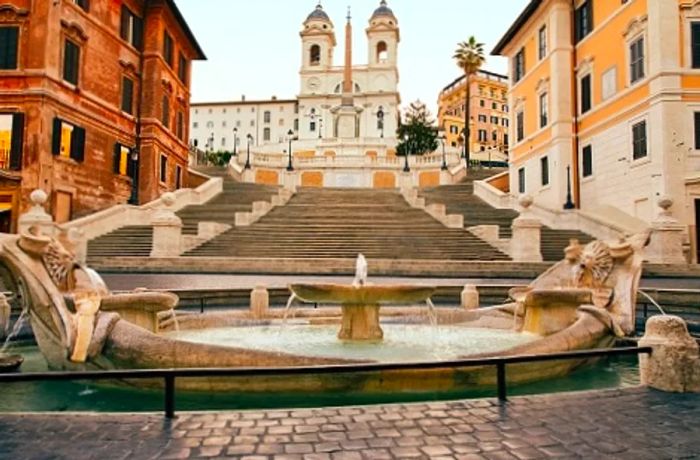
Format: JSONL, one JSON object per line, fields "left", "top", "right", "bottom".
{"left": 234, "top": 188, "right": 295, "bottom": 227}
{"left": 238, "top": 152, "right": 463, "bottom": 171}
{"left": 401, "top": 188, "right": 464, "bottom": 229}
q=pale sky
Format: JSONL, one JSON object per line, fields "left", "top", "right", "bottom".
{"left": 177, "top": 0, "right": 530, "bottom": 113}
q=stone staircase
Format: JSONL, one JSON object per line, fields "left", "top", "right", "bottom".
{"left": 184, "top": 188, "right": 510, "bottom": 260}
{"left": 418, "top": 168, "right": 592, "bottom": 261}
{"left": 86, "top": 168, "right": 279, "bottom": 261}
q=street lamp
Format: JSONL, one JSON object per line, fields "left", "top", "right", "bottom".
{"left": 563, "top": 165, "right": 575, "bottom": 209}
{"left": 377, "top": 107, "right": 385, "bottom": 139}
{"left": 287, "top": 129, "right": 295, "bottom": 172}
{"left": 403, "top": 133, "right": 411, "bottom": 173}
{"left": 318, "top": 117, "right": 323, "bottom": 139}
{"left": 128, "top": 148, "right": 139, "bottom": 205}
{"left": 439, "top": 131, "right": 448, "bottom": 171}
{"left": 232, "top": 128, "right": 238, "bottom": 156}
{"left": 244, "top": 133, "right": 253, "bottom": 169}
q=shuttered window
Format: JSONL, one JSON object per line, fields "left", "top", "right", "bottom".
{"left": 516, "top": 111, "right": 524, "bottom": 142}
{"left": 518, "top": 168, "right": 525, "bottom": 194}
{"left": 162, "top": 96, "right": 170, "bottom": 128}
{"left": 52, "top": 118, "right": 85, "bottom": 162}
{"left": 632, "top": 121, "right": 647, "bottom": 160}
{"left": 121, "top": 76, "right": 134, "bottom": 114}
{"left": 575, "top": 0, "right": 593, "bottom": 43}
{"left": 113, "top": 143, "right": 135, "bottom": 176}
{"left": 73, "top": 0, "right": 89, "bottom": 12}
{"left": 178, "top": 53, "right": 188, "bottom": 84}
{"left": 582, "top": 145, "right": 593, "bottom": 177}
{"left": 63, "top": 39, "right": 80, "bottom": 85}
{"left": 580, "top": 74, "right": 592, "bottom": 114}
{"left": 177, "top": 111, "right": 184, "bottom": 140}
{"left": 541, "top": 156, "right": 549, "bottom": 186}
{"left": 120, "top": 6, "right": 143, "bottom": 49}
{"left": 630, "top": 37, "right": 645, "bottom": 83}
{"left": 163, "top": 31, "right": 174, "bottom": 67}
{"left": 0, "top": 113, "right": 24, "bottom": 170}
{"left": 159, "top": 154, "right": 167, "bottom": 183}
{"left": 513, "top": 48, "right": 525, "bottom": 83}
{"left": 0, "top": 27, "right": 19, "bottom": 70}
{"left": 695, "top": 112, "right": 700, "bottom": 150}
{"left": 693, "top": 23, "right": 700, "bottom": 69}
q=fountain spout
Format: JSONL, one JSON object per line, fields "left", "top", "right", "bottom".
{"left": 353, "top": 254, "right": 367, "bottom": 287}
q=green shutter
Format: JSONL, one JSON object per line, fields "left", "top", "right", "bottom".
{"left": 71, "top": 126, "right": 85, "bottom": 162}
{"left": 10, "top": 112, "right": 24, "bottom": 170}
{"left": 52, "top": 118, "right": 62, "bottom": 155}
{"left": 113, "top": 143, "right": 122, "bottom": 174}
{"left": 133, "top": 15, "right": 144, "bottom": 50}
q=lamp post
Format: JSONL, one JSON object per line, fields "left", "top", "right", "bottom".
{"left": 318, "top": 117, "right": 323, "bottom": 139}
{"left": 128, "top": 149, "right": 139, "bottom": 205}
{"left": 232, "top": 128, "right": 238, "bottom": 156}
{"left": 286, "top": 129, "right": 295, "bottom": 172}
{"left": 563, "top": 165, "right": 575, "bottom": 209}
{"left": 403, "top": 133, "right": 411, "bottom": 173}
{"left": 439, "top": 132, "right": 448, "bottom": 171}
{"left": 377, "top": 107, "right": 385, "bottom": 139}
{"left": 244, "top": 133, "right": 252, "bottom": 170}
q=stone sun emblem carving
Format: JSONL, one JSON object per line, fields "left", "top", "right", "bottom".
{"left": 570, "top": 241, "right": 614, "bottom": 288}
{"left": 42, "top": 241, "right": 77, "bottom": 291}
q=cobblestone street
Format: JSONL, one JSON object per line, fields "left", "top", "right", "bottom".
{"left": 1, "top": 387, "right": 698, "bottom": 459}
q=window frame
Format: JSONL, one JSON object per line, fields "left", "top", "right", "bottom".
{"left": 52, "top": 117, "right": 85, "bottom": 163}
{"left": 163, "top": 30, "right": 174, "bottom": 67}
{"left": 580, "top": 73, "right": 592, "bottom": 115}
{"left": 518, "top": 167, "right": 525, "bottom": 194}
{"left": 159, "top": 154, "right": 168, "bottom": 183}
{"left": 574, "top": 0, "right": 593, "bottom": 43}
{"left": 62, "top": 38, "right": 81, "bottom": 86}
{"left": 121, "top": 76, "right": 135, "bottom": 115}
{"left": 631, "top": 120, "right": 648, "bottom": 161}
{"left": 629, "top": 36, "right": 646, "bottom": 85}
{"left": 119, "top": 5, "right": 143, "bottom": 50}
{"left": 0, "top": 26, "right": 20, "bottom": 71}
{"left": 539, "top": 92, "right": 548, "bottom": 128}
{"left": 516, "top": 110, "right": 525, "bottom": 142}
{"left": 513, "top": 48, "right": 526, "bottom": 83}
{"left": 0, "top": 112, "right": 25, "bottom": 171}
{"left": 540, "top": 156, "right": 549, "bottom": 187}
{"left": 581, "top": 144, "right": 593, "bottom": 178}
{"left": 538, "top": 24, "right": 547, "bottom": 60}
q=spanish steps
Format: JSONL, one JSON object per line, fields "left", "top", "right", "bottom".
{"left": 418, "top": 168, "right": 592, "bottom": 261}
{"left": 87, "top": 167, "right": 591, "bottom": 263}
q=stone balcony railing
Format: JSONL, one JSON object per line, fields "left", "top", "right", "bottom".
{"left": 238, "top": 152, "right": 464, "bottom": 170}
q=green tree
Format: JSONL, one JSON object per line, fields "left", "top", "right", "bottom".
{"left": 207, "top": 150, "right": 233, "bottom": 166}
{"left": 453, "top": 36, "right": 486, "bottom": 168}
{"left": 396, "top": 100, "right": 439, "bottom": 157}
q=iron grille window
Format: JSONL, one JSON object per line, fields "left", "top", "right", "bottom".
{"left": 0, "top": 27, "right": 19, "bottom": 70}
{"left": 632, "top": 121, "right": 647, "bottom": 160}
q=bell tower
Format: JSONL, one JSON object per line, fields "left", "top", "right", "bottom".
{"left": 300, "top": 2, "right": 336, "bottom": 72}
{"left": 366, "top": 0, "right": 399, "bottom": 67}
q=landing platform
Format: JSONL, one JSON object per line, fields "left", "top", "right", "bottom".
{"left": 1, "top": 387, "right": 697, "bottom": 459}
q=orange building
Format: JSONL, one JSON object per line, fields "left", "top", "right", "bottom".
{"left": 493, "top": 0, "right": 700, "bottom": 261}
{"left": 437, "top": 70, "right": 509, "bottom": 155}
{"left": 0, "top": 0, "right": 205, "bottom": 231}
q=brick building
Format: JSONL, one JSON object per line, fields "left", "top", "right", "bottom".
{"left": 0, "top": 0, "right": 205, "bottom": 231}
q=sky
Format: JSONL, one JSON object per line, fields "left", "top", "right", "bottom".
{"left": 177, "top": 0, "right": 530, "bottom": 114}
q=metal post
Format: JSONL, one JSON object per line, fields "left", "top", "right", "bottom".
{"left": 563, "top": 165, "right": 575, "bottom": 210}
{"left": 287, "top": 130, "right": 294, "bottom": 172}
{"left": 244, "top": 135, "right": 252, "bottom": 170}
{"left": 496, "top": 362, "right": 507, "bottom": 402}
{"left": 233, "top": 129, "right": 238, "bottom": 156}
{"left": 441, "top": 136, "right": 447, "bottom": 171}
{"left": 164, "top": 375, "right": 176, "bottom": 419}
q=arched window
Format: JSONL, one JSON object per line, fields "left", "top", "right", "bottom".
{"left": 310, "top": 44, "right": 321, "bottom": 66}
{"left": 376, "top": 41, "right": 388, "bottom": 63}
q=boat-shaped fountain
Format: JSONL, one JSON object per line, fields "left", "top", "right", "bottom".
{"left": 0, "top": 226, "right": 650, "bottom": 393}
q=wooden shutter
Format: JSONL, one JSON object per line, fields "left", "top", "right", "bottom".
{"left": 120, "top": 5, "right": 129, "bottom": 40}
{"left": 581, "top": 75, "right": 591, "bottom": 113}
{"left": 113, "top": 143, "right": 122, "bottom": 174}
{"left": 693, "top": 23, "right": 700, "bottom": 69}
{"left": 127, "top": 153, "right": 135, "bottom": 178}
{"left": 0, "top": 27, "right": 19, "bottom": 70}
{"left": 133, "top": 15, "right": 144, "bottom": 50}
{"left": 71, "top": 126, "right": 85, "bottom": 162}
{"left": 63, "top": 40, "right": 80, "bottom": 85}
{"left": 122, "top": 77, "right": 133, "bottom": 114}
{"left": 52, "top": 118, "right": 62, "bottom": 155}
{"left": 9, "top": 112, "right": 24, "bottom": 170}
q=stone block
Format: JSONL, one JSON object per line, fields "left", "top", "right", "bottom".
{"left": 250, "top": 286, "right": 269, "bottom": 319}
{"left": 445, "top": 214, "right": 464, "bottom": 229}
{"left": 639, "top": 315, "right": 700, "bottom": 393}
{"left": 235, "top": 212, "right": 252, "bottom": 227}
{"left": 150, "top": 193, "right": 183, "bottom": 257}
{"left": 460, "top": 285, "right": 479, "bottom": 310}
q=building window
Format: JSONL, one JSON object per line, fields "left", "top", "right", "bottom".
{"left": 310, "top": 121, "right": 316, "bottom": 132}
{"left": 502, "top": 118, "right": 509, "bottom": 127}
{"left": 538, "top": 25, "right": 547, "bottom": 60}
{"left": 518, "top": 167, "right": 525, "bottom": 194}
{"left": 0, "top": 27, "right": 19, "bottom": 70}
{"left": 629, "top": 37, "right": 645, "bottom": 84}
{"left": 580, "top": 74, "right": 592, "bottom": 114}
{"left": 264, "top": 111, "right": 271, "bottom": 123}
{"left": 73, "top": 0, "right": 89, "bottom": 11}
{"left": 206, "top": 121, "right": 214, "bottom": 128}
{"left": 632, "top": 120, "right": 647, "bottom": 160}
{"left": 221, "top": 137, "right": 226, "bottom": 146}
{"left": 516, "top": 111, "right": 524, "bottom": 142}
{"left": 310, "top": 44, "right": 321, "bottom": 65}
{"left": 177, "top": 111, "right": 184, "bottom": 140}
{"left": 121, "top": 76, "right": 134, "bottom": 115}
{"left": 0, "top": 113, "right": 25, "bottom": 170}
{"left": 492, "top": 131, "right": 498, "bottom": 142}
{"left": 540, "top": 156, "right": 549, "bottom": 186}
{"left": 163, "top": 31, "right": 174, "bottom": 67}
{"left": 175, "top": 165, "right": 182, "bottom": 189}
{"left": 513, "top": 48, "right": 525, "bottom": 83}
{"left": 692, "top": 23, "right": 700, "bottom": 69}
{"left": 449, "top": 125, "right": 458, "bottom": 134}
{"left": 159, "top": 154, "right": 167, "bottom": 183}
{"left": 294, "top": 119, "right": 299, "bottom": 131}
{"left": 539, "top": 92, "right": 548, "bottom": 128}
{"left": 478, "top": 130, "right": 487, "bottom": 142}
{"left": 63, "top": 39, "right": 80, "bottom": 85}
{"left": 480, "top": 100, "right": 485, "bottom": 107}
{"left": 250, "top": 120, "right": 254, "bottom": 127}
{"left": 119, "top": 5, "right": 143, "bottom": 49}
{"left": 192, "top": 122, "right": 198, "bottom": 128}
{"left": 162, "top": 96, "right": 170, "bottom": 128}
{"left": 601, "top": 67, "right": 617, "bottom": 101}
{"left": 113, "top": 143, "right": 134, "bottom": 176}
{"left": 263, "top": 128, "right": 271, "bottom": 141}
{"left": 52, "top": 118, "right": 85, "bottom": 162}
{"left": 582, "top": 145, "right": 593, "bottom": 177}
{"left": 490, "top": 116, "right": 499, "bottom": 124}
{"left": 575, "top": 0, "right": 593, "bottom": 43}
{"left": 478, "top": 115, "right": 487, "bottom": 123}
{"left": 178, "top": 53, "right": 188, "bottom": 84}
{"left": 695, "top": 112, "right": 700, "bottom": 150}
{"left": 236, "top": 120, "right": 241, "bottom": 128}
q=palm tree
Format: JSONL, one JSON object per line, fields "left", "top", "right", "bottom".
{"left": 453, "top": 37, "right": 485, "bottom": 170}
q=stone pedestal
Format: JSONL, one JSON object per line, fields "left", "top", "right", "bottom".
{"left": 338, "top": 304, "right": 383, "bottom": 341}
{"left": 645, "top": 197, "right": 686, "bottom": 264}
{"left": 639, "top": 315, "right": 700, "bottom": 393}
{"left": 150, "top": 193, "right": 182, "bottom": 257}
{"left": 510, "top": 195, "right": 542, "bottom": 262}
{"left": 461, "top": 285, "right": 479, "bottom": 310}
{"left": 18, "top": 189, "right": 54, "bottom": 236}
{"left": 250, "top": 286, "right": 269, "bottom": 319}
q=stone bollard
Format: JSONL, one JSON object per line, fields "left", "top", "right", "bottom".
{"left": 461, "top": 285, "right": 479, "bottom": 310}
{"left": 639, "top": 315, "right": 700, "bottom": 393}
{"left": 18, "top": 189, "right": 54, "bottom": 236}
{"left": 150, "top": 192, "right": 183, "bottom": 257}
{"left": 510, "top": 195, "right": 543, "bottom": 262}
{"left": 645, "top": 197, "right": 686, "bottom": 264}
{"left": 250, "top": 285, "right": 269, "bottom": 319}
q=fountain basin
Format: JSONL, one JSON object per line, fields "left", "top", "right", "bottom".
{"left": 0, "top": 354, "right": 23, "bottom": 373}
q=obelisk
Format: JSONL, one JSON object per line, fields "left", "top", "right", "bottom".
{"left": 335, "top": 6, "right": 360, "bottom": 139}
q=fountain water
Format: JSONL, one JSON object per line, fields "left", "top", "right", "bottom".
{"left": 0, "top": 309, "right": 27, "bottom": 355}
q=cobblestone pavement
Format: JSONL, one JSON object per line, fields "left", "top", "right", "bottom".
{"left": 1, "top": 387, "right": 698, "bottom": 460}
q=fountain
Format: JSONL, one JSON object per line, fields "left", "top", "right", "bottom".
{"left": 0, "top": 294, "right": 24, "bottom": 372}
{"left": 0, "top": 226, "right": 652, "bottom": 393}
